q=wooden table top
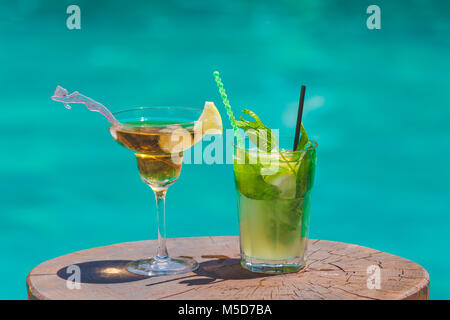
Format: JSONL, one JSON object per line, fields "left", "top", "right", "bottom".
{"left": 26, "top": 236, "right": 429, "bottom": 300}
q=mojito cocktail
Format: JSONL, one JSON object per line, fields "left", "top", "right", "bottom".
{"left": 234, "top": 140, "right": 317, "bottom": 273}
{"left": 213, "top": 71, "right": 317, "bottom": 274}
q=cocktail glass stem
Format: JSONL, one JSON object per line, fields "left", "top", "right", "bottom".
{"left": 154, "top": 189, "right": 169, "bottom": 259}
{"left": 125, "top": 180, "right": 199, "bottom": 276}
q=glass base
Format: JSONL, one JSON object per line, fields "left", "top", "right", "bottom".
{"left": 126, "top": 256, "right": 199, "bottom": 276}
{"left": 241, "top": 255, "right": 305, "bottom": 274}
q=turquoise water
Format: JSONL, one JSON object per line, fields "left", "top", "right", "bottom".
{"left": 1, "top": 1, "right": 449, "bottom": 299}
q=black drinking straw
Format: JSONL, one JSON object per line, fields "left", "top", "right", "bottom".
{"left": 293, "top": 85, "right": 306, "bottom": 151}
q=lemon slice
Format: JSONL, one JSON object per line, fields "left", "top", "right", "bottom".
{"left": 159, "top": 102, "right": 222, "bottom": 153}
{"left": 194, "top": 101, "right": 223, "bottom": 143}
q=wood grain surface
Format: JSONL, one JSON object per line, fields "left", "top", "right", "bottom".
{"left": 26, "top": 236, "right": 429, "bottom": 300}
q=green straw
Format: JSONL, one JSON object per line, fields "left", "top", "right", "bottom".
{"left": 213, "top": 71, "right": 243, "bottom": 147}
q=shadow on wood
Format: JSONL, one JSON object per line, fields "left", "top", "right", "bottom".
{"left": 146, "top": 258, "right": 273, "bottom": 287}
{"left": 56, "top": 260, "right": 147, "bottom": 284}
{"left": 196, "top": 258, "right": 270, "bottom": 280}
{"left": 56, "top": 258, "right": 270, "bottom": 285}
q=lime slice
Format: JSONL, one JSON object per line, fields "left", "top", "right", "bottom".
{"left": 264, "top": 172, "right": 296, "bottom": 199}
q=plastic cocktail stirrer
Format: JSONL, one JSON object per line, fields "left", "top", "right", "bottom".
{"left": 51, "top": 86, "right": 119, "bottom": 125}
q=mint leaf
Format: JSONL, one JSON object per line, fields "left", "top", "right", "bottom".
{"left": 295, "top": 147, "right": 317, "bottom": 198}
{"left": 234, "top": 151, "right": 280, "bottom": 200}
{"left": 235, "top": 109, "right": 277, "bottom": 153}
{"left": 296, "top": 124, "right": 309, "bottom": 151}
{"left": 234, "top": 171, "right": 281, "bottom": 200}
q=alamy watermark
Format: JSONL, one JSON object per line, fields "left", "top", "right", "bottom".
{"left": 66, "top": 264, "right": 81, "bottom": 290}
{"left": 366, "top": 5, "right": 381, "bottom": 30}
{"left": 366, "top": 265, "right": 381, "bottom": 289}
{"left": 156, "top": 126, "right": 301, "bottom": 176}
{"left": 66, "top": 5, "right": 81, "bottom": 30}
{"left": 66, "top": 5, "right": 380, "bottom": 31}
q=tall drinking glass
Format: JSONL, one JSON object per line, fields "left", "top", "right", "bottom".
{"left": 109, "top": 107, "right": 202, "bottom": 276}
{"left": 233, "top": 137, "right": 317, "bottom": 273}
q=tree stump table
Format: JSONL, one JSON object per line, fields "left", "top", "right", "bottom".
{"left": 26, "top": 236, "right": 429, "bottom": 300}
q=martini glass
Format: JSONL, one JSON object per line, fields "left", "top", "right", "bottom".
{"left": 109, "top": 107, "right": 201, "bottom": 276}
